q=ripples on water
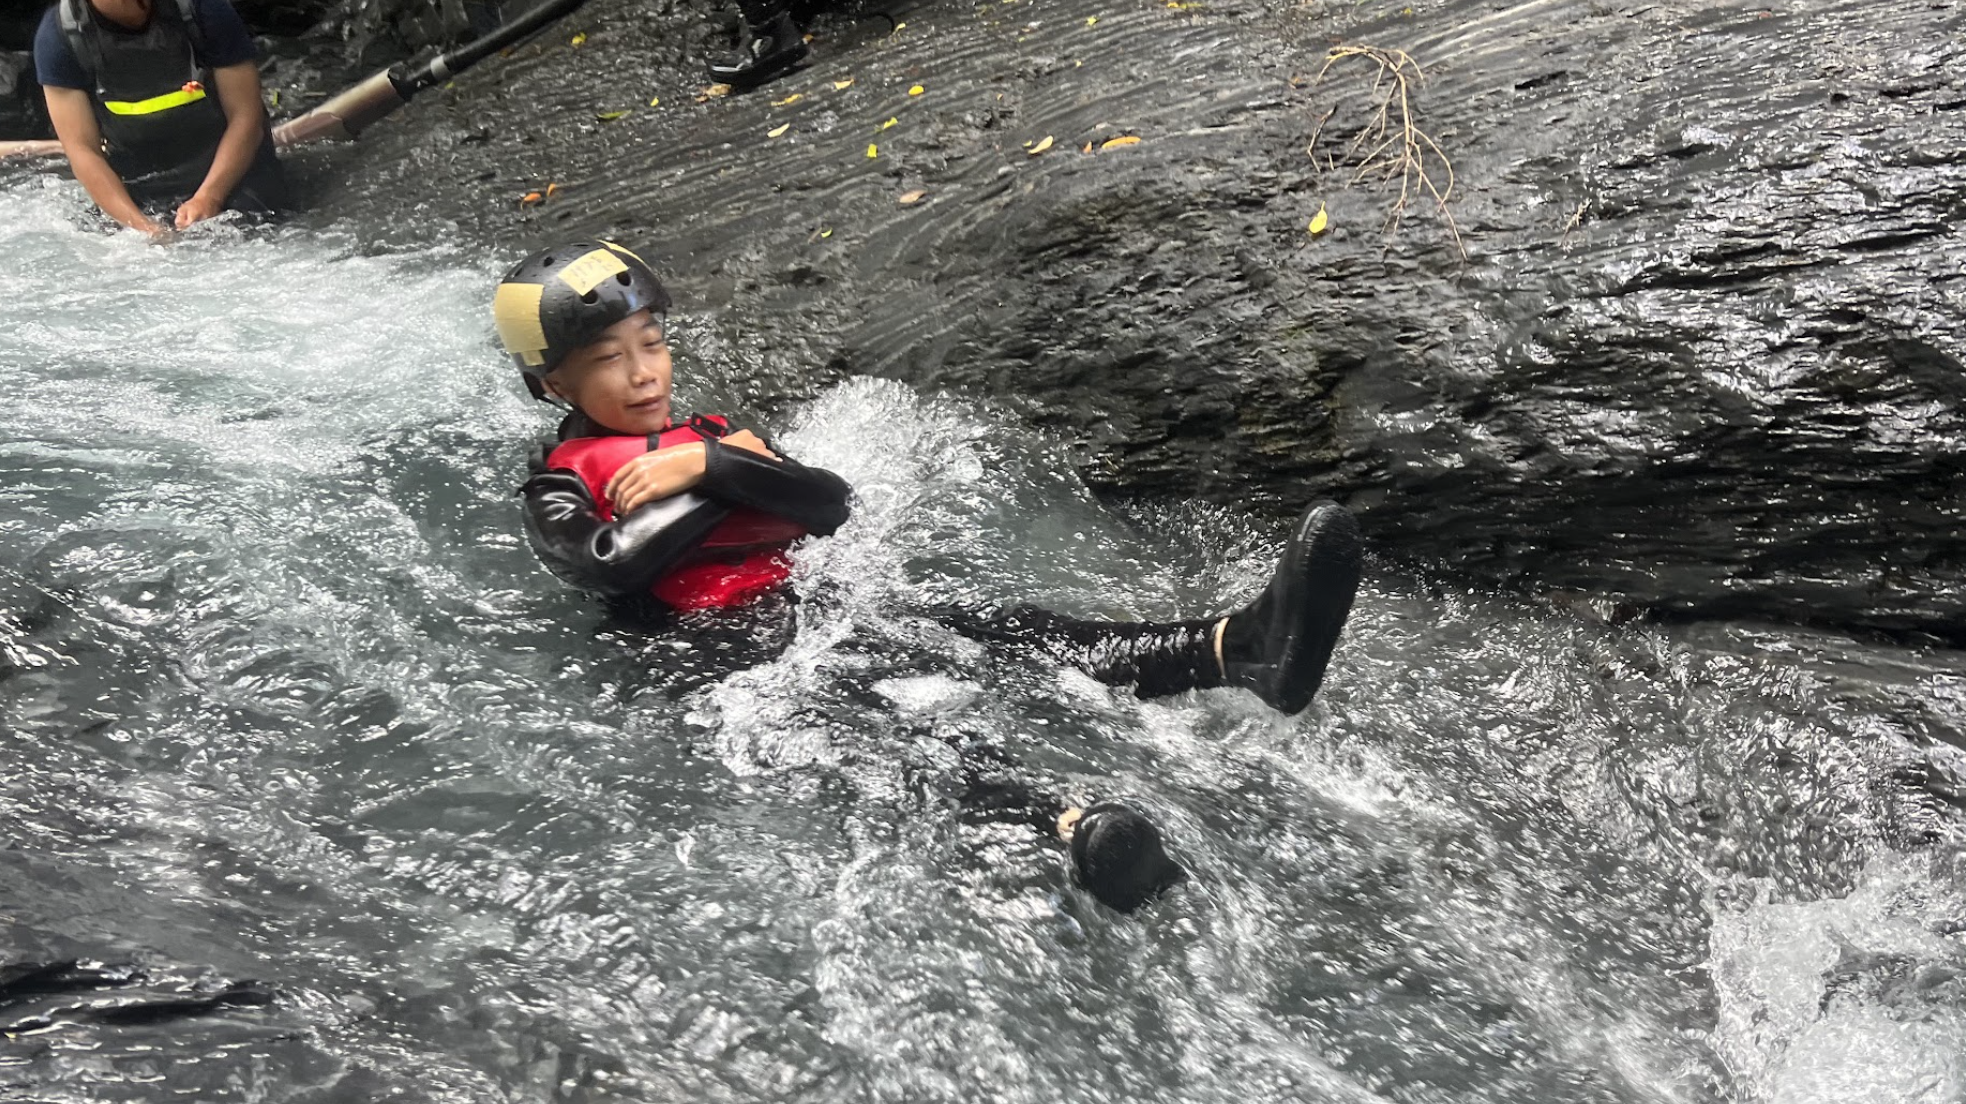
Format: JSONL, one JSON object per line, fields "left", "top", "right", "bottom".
{"left": 1, "top": 177, "right": 1963, "bottom": 1102}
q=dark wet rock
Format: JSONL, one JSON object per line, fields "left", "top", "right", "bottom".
{"left": 0, "top": 50, "right": 47, "bottom": 141}
{"left": 0, "top": 12, "right": 40, "bottom": 54}
{"left": 234, "top": 0, "right": 341, "bottom": 37}
{"left": 306, "top": 0, "right": 507, "bottom": 67}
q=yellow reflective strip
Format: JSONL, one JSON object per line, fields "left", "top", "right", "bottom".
{"left": 103, "top": 86, "right": 207, "bottom": 116}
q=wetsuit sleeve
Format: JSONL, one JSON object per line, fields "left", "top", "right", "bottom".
{"left": 192, "top": 0, "right": 259, "bottom": 68}
{"left": 697, "top": 440, "right": 853, "bottom": 536}
{"left": 520, "top": 469, "right": 733, "bottom": 598}
{"left": 32, "top": 11, "right": 88, "bottom": 89}
{"left": 958, "top": 743, "right": 1067, "bottom": 835}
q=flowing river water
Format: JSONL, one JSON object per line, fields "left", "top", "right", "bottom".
{"left": 2, "top": 176, "right": 1965, "bottom": 1102}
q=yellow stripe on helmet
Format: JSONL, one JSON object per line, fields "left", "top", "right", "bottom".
{"left": 556, "top": 248, "right": 630, "bottom": 297}
{"left": 492, "top": 282, "right": 549, "bottom": 366}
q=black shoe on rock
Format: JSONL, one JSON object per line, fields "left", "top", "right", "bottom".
{"left": 1218, "top": 501, "right": 1364, "bottom": 715}
{"left": 707, "top": 11, "right": 809, "bottom": 87}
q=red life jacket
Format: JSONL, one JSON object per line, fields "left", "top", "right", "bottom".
{"left": 545, "top": 417, "right": 810, "bottom": 610}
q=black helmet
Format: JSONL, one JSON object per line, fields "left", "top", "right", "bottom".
{"left": 492, "top": 240, "right": 672, "bottom": 401}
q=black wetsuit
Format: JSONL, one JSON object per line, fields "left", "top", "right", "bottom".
{"left": 517, "top": 411, "right": 1228, "bottom": 699}
{"left": 520, "top": 412, "right": 851, "bottom": 603}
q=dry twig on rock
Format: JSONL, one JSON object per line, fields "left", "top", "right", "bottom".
{"left": 1311, "top": 45, "right": 1464, "bottom": 256}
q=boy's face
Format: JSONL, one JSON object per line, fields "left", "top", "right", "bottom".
{"left": 543, "top": 310, "right": 673, "bottom": 435}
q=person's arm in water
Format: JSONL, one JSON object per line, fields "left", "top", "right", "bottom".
{"left": 521, "top": 459, "right": 734, "bottom": 598}
{"left": 41, "top": 87, "right": 161, "bottom": 235}
{"left": 174, "top": 60, "right": 269, "bottom": 228}
{"left": 608, "top": 429, "right": 853, "bottom": 534}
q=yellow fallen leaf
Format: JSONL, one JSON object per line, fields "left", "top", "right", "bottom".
{"left": 1081, "top": 141, "right": 1094, "bottom": 153}
{"left": 895, "top": 21, "right": 906, "bottom": 30}
{"left": 648, "top": 96, "right": 660, "bottom": 107}
{"left": 880, "top": 116, "right": 898, "bottom": 130}
{"left": 773, "top": 92, "right": 803, "bottom": 106}
{"left": 769, "top": 123, "right": 790, "bottom": 138}
{"left": 596, "top": 110, "right": 630, "bottom": 122}
{"left": 820, "top": 228, "right": 834, "bottom": 238}
{"left": 898, "top": 189, "right": 926, "bottom": 204}
{"left": 1100, "top": 135, "right": 1141, "bottom": 150}
{"left": 834, "top": 78, "right": 855, "bottom": 90}
{"left": 1086, "top": 14, "right": 1099, "bottom": 24}
{"left": 867, "top": 143, "right": 879, "bottom": 158}
{"left": 544, "top": 182, "right": 560, "bottom": 199}
{"left": 1308, "top": 203, "right": 1329, "bottom": 235}
{"left": 570, "top": 32, "right": 587, "bottom": 46}
{"left": 706, "top": 84, "right": 732, "bottom": 97}
{"left": 908, "top": 84, "right": 924, "bottom": 95}
{"left": 1027, "top": 135, "right": 1054, "bottom": 155}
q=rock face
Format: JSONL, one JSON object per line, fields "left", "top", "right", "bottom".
{"left": 0, "top": 51, "right": 45, "bottom": 140}
{"left": 301, "top": 0, "right": 505, "bottom": 66}
{"left": 29, "top": 0, "right": 1966, "bottom": 641}
{"left": 233, "top": 0, "right": 340, "bottom": 36}
{"left": 0, "top": 12, "right": 42, "bottom": 54}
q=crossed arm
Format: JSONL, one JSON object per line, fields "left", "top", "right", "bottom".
{"left": 521, "top": 433, "right": 854, "bottom": 598}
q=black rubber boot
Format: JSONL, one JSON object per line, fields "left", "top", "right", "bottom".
{"left": 943, "top": 502, "right": 1361, "bottom": 713}
{"left": 946, "top": 605, "right": 1222, "bottom": 697}
{"left": 707, "top": 8, "right": 809, "bottom": 88}
{"left": 1069, "top": 802, "right": 1185, "bottom": 912}
{"left": 1217, "top": 500, "right": 1364, "bottom": 715}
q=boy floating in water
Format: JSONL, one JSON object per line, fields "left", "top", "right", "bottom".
{"left": 493, "top": 240, "right": 1364, "bottom": 907}
{"left": 496, "top": 240, "right": 1363, "bottom": 714}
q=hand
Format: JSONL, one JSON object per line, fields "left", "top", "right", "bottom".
{"left": 174, "top": 192, "right": 224, "bottom": 229}
{"left": 722, "top": 429, "right": 779, "bottom": 460}
{"left": 605, "top": 442, "right": 707, "bottom": 515}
